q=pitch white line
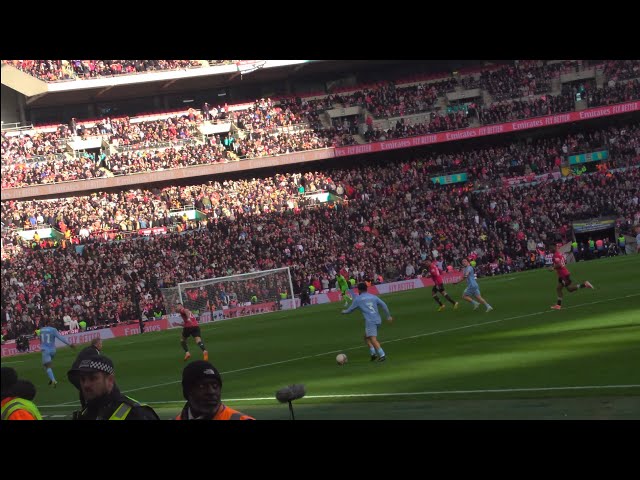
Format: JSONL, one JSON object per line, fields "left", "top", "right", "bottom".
{"left": 39, "top": 384, "right": 640, "bottom": 407}
{"left": 41, "top": 292, "right": 640, "bottom": 408}
{"left": 1, "top": 360, "right": 24, "bottom": 364}
{"left": 167, "top": 383, "right": 640, "bottom": 402}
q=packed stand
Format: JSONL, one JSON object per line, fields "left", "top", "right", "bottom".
{"left": 471, "top": 167, "right": 639, "bottom": 275}
{"left": 3, "top": 60, "right": 202, "bottom": 81}
{"left": 479, "top": 61, "right": 558, "bottom": 101}
{"left": 107, "top": 115, "right": 198, "bottom": 150}
{"left": 477, "top": 92, "right": 575, "bottom": 125}
{"left": 328, "top": 80, "right": 455, "bottom": 119}
{"left": 3, "top": 120, "right": 639, "bottom": 338}
{"left": 603, "top": 60, "right": 640, "bottom": 82}
{"left": 5, "top": 64, "right": 640, "bottom": 189}
{"left": 586, "top": 79, "right": 640, "bottom": 107}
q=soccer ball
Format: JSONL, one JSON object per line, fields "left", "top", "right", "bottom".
{"left": 336, "top": 353, "right": 348, "bottom": 365}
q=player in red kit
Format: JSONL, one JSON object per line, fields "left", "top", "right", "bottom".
{"left": 550, "top": 243, "right": 594, "bottom": 310}
{"left": 175, "top": 302, "right": 209, "bottom": 361}
{"left": 424, "top": 259, "right": 458, "bottom": 311}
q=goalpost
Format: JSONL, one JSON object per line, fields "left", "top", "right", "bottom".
{"left": 160, "top": 267, "right": 296, "bottom": 323}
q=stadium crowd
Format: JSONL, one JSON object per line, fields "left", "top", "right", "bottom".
{"left": 2, "top": 119, "right": 639, "bottom": 339}
{"left": 3, "top": 60, "right": 202, "bottom": 82}
{"left": 3, "top": 61, "right": 640, "bottom": 189}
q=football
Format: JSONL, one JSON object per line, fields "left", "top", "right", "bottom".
{"left": 336, "top": 353, "right": 348, "bottom": 365}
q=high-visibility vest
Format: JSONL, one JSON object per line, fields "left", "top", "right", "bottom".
{"left": 571, "top": 241, "right": 578, "bottom": 251}
{"left": 80, "top": 396, "right": 151, "bottom": 420}
{"left": 175, "top": 403, "right": 254, "bottom": 420}
{"left": 588, "top": 240, "right": 595, "bottom": 249}
{"left": 1, "top": 398, "right": 43, "bottom": 420}
{"left": 618, "top": 236, "right": 625, "bottom": 246}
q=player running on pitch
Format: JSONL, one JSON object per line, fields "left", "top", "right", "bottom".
{"left": 550, "top": 243, "right": 594, "bottom": 310}
{"left": 424, "top": 259, "right": 458, "bottom": 311}
{"left": 336, "top": 272, "right": 352, "bottom": 306}
{"left": 458, "top": 258, "right": 493, "bottom": 312}
{"left": 175, "top": 302, "right": 209, "bottom": 362}
{"left": 342, "top": 282, "right": 393, "bottom": 362}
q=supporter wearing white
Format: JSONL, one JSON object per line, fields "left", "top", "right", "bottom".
{"left": 69, "top": 316, "right": 80, "bottom": 330}
{"left": 63, "top": 313, "right": 73, "bottom": 329}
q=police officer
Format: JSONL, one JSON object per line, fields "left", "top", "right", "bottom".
{"left": 68, "top": 338, "right": 104, "bottom": 410}
{"left": 67, "top": 355, "right": 159, "bottom": 420}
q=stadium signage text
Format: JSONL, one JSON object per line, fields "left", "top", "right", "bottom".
{"left": 334, "top": 101, "right": 640, "bottom": 157}
{"left": 4, "top": 102, "right": 638, "bottom": 201}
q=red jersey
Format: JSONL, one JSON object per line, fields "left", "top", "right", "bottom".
{"left": 181, "top": 310, "right": 199, "bottom": 328}
{"left": 553, "top": 252, "right": 570, "bottom": 278}
{"left": 429, "top": 265, "right": 443, "bottom": 285}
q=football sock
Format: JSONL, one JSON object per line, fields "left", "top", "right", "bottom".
{"left": 180, "top": 340, "right": 189, "bottom": 352}
{"left": 433, "top": 296, "right": 443, "bottom": 306}
{"left": 46, "top": 368, "right": 55, "bottom": 382}
{"left": 369, "top": 346, "right": 376, "bottom": 356}
{"left": 557, "top": 298, "right": 562, "bottom": 306}
{"left": 445, "top": 294, "right": 456, "bottom": 304}
{"left": 471, "top": 300, "right": 480, "bottom": 307}
{"left": 376, "top": 347, "right": 385, "bottom": 357}
{"left": 198, "top": 341, "right": 206, "bottom": 351}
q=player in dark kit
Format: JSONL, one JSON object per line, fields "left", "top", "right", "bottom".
{"left": 550, "top": 244, "right": 594, "bottom": 310}
{"left": 424, "top": 259, "right": 458, "bottom": 311}
{"left": 175, "top": 302, "right": 209, "bottom": 361}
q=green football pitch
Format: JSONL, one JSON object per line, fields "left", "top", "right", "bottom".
{"left": 7, "top": 255, "right": 640, "bottom": 420}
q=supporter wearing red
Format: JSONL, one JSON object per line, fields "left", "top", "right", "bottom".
{"left": 175, "top": 302, "right": 208, "bottom": 362}
{"left": 550, "top": 244, "right": 594, "bottom": 310}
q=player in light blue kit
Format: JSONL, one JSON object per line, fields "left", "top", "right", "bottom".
{"left": 38, "top": 320, "right": 75, "bottom": 387}
{"left": 342, "top": 282, "right": 393, "bottom": 362}
{"left": 459, "top": 258, "right": 493, "bottom": 312}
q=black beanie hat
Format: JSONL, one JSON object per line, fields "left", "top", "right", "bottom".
{"left": 182, "top": 361, "right": 222, "bottom": 399}
{"left": 1, "top": 367, "right": 19, "bottom": 398}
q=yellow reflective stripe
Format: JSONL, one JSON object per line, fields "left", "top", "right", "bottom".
{"left": 109, "top": 403, "right": 132, "bottom": 420}
{"left": 1, "top": 399, "right": 43, "bottom": 420}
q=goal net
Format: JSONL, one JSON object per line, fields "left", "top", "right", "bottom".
{"left": 160, "top": 267, "right": 296, "bottom": 325}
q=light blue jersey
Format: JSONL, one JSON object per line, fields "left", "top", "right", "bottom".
{"left": 343, "top": 292, "right": 391, "bottom": 325}
{"left": 464, "top": 266, "right": 478, "bottom": 288}
{"left": 463, "top": 265, "right": 480, "bottom": 297}
{"left": 39, "top": 326, "right": 71, "bottom": 350}
{"left": 39, "top": 326, "right": 71, "bottom": 364}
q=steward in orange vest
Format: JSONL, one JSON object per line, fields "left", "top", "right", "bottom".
{"left": 175, "top": 361, "right": 254, "bottom": 420}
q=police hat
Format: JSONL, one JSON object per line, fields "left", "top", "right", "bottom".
{"left": 68, "top": 354, "right": 115, "bottom": 376}
{"left": 182, "top": 360, "right": 222, "bottom": 399}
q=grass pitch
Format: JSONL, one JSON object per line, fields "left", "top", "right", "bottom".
{"left": 9, "top": 255, "right": 639, "bottom": 420}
